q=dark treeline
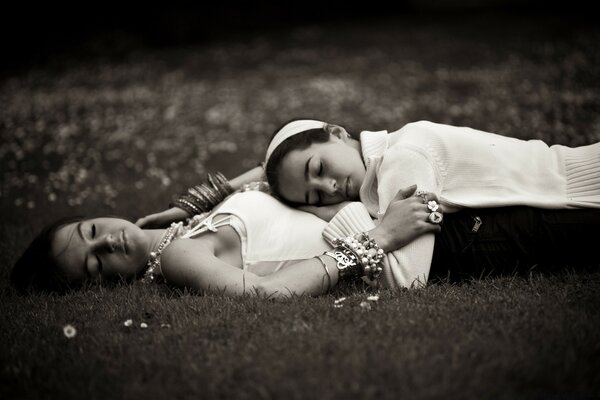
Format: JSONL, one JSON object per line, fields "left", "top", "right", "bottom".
{"left": 1, "top": 0, "right": 596, "bottom": 73}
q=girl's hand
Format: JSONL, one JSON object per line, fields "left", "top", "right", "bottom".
{"left": 135, "top": 207, "right": 191, "bottom": 228}
{"left": 299, "top": 201, "right": 354, "bottom": 222}
{"left": 370, "top": 185, "right": 443, "bottom": 252}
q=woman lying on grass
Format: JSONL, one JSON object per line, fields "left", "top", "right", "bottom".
{"left": 14, "top": 164, "right": 599, "bottom": 297}
{"left": 12, "top": 174, "right": 440, "bottom": 297}
{"left": 261, "top": 119, "right": 600, "bottom": 288}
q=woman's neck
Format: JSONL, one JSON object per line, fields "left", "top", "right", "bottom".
{"left": 144, "top": 228, "right": 168, "bottom": 258}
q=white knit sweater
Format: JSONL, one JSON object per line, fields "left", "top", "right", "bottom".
{"left": 324, "top": 121, "right": 600, "bottom": 289}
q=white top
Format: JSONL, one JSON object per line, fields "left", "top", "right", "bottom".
{"left": 324, "top": 121, "right": 600, "bottom": 289}
{"left": 185, "top": 191, "right": 331, "bottom": 275}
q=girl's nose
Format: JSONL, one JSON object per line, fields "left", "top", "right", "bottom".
{"left": 317, "top": 178, "right": 337, "bottom": 195}
{"left": 93, "top": 234, "right": 115, "bottom": 253}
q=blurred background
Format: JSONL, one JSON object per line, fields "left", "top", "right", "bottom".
{"left": 2, "top": 0, "right": 596, "bottom": 73}
{"left": 1, "top": 0, "right": 599, "bottom": 243}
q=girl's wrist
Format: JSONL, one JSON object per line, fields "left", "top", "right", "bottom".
{"left": 367, "top": 227, "right": 390, "bottom": 253}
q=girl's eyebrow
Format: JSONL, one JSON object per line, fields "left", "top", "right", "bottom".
{"left": 76, "top": 222, "right": 84, "bottom": 240}
{"left": 75, "top": 222, "right": 90, "bottom": 278}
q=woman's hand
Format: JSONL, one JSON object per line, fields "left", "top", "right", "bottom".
{"left": 135, "top": 207, "right": 191, "bottom": 228}
{"left": 370, "top": 185, "right": 443, "bottom": 252}
{"left": 298, "top": 201, "right": 354, "bottom": 222}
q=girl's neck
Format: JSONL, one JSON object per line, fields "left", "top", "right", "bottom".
{"left": 348, "top": 137, "right": 363, "bottom": 162}
{"left": 144, "top": 228, "right": 168, "bottom": 258}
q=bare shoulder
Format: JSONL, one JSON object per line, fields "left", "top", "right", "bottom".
{"left": 161, "top": 239, "right": 211, "bottom": 267}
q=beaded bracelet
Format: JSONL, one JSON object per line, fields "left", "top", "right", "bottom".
{"left": 351, "top": 231, "right": 385, "bottom": 280}
{"left": 327, "top": 231, "right": 385, "bottom": 282}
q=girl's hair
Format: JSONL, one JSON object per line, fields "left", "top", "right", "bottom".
{"left": 265, "top": 119, "right": 332, "bottom": 203}
{"left": 11, "top": 216, "right": 85, "bottom": 294}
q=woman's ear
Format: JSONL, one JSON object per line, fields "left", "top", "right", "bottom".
{"left": 328, "top": 124, "right": 350, "bottom": 141}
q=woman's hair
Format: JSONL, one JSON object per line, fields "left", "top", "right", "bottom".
{"left": 265, "top": 119, "right": 332, "bottom": 203}
{"left": 11, "top": 216, "right": 85, "bottom": 294}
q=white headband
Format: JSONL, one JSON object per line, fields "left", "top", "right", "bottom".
{"left": 265, "top": 119, "right": 327, "bottom": 165}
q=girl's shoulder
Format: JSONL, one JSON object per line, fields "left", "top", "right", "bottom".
{"left": 396, "top": 120, "right": 444, "bottom": 138}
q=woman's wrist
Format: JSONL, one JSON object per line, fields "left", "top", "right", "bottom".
{"left": 367, "top": 227, "right": 391, "bottom": 253}
{"left": 229, "top": 166, "right": 265, "bottom": 190}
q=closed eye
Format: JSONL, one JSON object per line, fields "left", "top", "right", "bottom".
{"left": 96, "top": 255, "right": 103, "bottom": 275}
{"left": 317, "top": 161, "right": 323, "bottom": 176}
{"left": 91, "top": 224, "right": 96, "bottom": 238}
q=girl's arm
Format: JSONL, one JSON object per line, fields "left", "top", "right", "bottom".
{"left": 160, "top": 239, "right": 338, "bottom": 299}
{"left": 136, "top": 166, "right": 265, "bottom": 228}
{"left": 228, "top": 165, "right": 265, "bottom": 190}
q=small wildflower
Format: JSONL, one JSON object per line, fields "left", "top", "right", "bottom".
{"left": 367, "top": 295, "right": 380, "bottom": 302}
{"left": 160, "top": 323, "right": 171, "bottom": 329}
{"left": 63, "top": 324, "right": 77, "bottom": 338}
{"left": 334, "top": 297, "right": 347, "bottom": 304}
{"left": 359, "top": 301, "right": 372, "bottom": 311}
{"left": 140, "top": 322, "right": 148, "bottom": 329}
{"left": 334, "top": 304, "right": 344, "bottom": 309}
{"left": 124, "top": 319, "right": 133, "bottom": 327}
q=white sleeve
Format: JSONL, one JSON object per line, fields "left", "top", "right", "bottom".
{"left": 322, "top": 202, "right": 376, "bottom": 244}
{"left": 375, "top": 146, "right": 441, "bottom": 289}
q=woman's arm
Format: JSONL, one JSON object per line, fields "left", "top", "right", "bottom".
{"left": 160, "top": 239, "right": 339, "bottom": 299}
{"left": 228, "top": 165, "right": 265, "bottom": 190}
{"left": 136, "top": 166, "right": 265, "bottom": 228}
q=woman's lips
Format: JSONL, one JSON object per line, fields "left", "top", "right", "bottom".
{"left": 121, "top": 230, "right": 128, "bottom": 254}
{"left": 345, "top": 177, "right": 351, "bottom": 199}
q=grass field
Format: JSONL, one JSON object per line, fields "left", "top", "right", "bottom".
{"left": 1, "top": 13, "right": 600, "bottom": 400}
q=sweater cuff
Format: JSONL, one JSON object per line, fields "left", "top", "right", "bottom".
{"left": 323, "top": 202, "right": 376, "bottom": 245}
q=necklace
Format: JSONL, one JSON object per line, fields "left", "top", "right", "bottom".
{"left": 142, "top": 222, "right": 182, "bottom": 283}
{"left": 140, "top": 212, "right": 231, "bottom": 283}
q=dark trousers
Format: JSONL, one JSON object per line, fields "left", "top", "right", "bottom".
{"left": 429, "top": 207, "right": 600, "bottom": 283}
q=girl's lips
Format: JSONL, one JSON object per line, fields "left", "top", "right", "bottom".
{"left": 122, "top": 230, "right": 128, "bottom": 254}
{"left": 345, "top": 177, "right": 351, "bottom": 199}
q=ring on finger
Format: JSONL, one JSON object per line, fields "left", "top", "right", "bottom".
{"left": 415, "top": 190, "right": 428, "bottom": 204}
{"left": 427, "top": 200, "right": 439, "bottom": 212}
{"left": 428, "top": 211, "right": 443, "bottom": 224}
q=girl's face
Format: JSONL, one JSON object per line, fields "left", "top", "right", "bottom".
{"left": 276, "top": 133, "right": 366, "bottom": 205}
{"left": 51, "top": 217, "right": 152, "bottom": 284}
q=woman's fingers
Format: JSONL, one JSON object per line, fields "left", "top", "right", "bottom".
{"left": 135, "top": 214, "right": 158, "bottom": 228}
{"left": 392, "top": 184, "right": 418, "bottom": 201}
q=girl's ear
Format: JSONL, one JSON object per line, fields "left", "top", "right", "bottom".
{"left": 327, "top": 124, "right": 350, "bottom": 141}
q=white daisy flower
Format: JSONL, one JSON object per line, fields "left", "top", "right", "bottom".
{"left": 63, "top": 324, "right": 77, "bottom": 338}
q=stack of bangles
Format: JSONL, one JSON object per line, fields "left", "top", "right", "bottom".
{"left": 316, "top": 231, "right": 385, "bottom": 290}
{"left": 171, "top": 172, "right": 234, "bottom": 214}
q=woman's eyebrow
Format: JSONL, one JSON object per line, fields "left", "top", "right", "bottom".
{"left": 76, "top": 222, "right": 84, "bottom": 240}
{"left": 75, "top": 222, "right": 90, "bottom": 278}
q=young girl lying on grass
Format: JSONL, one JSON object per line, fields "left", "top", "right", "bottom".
{"left": 262, "top": 119, "right": 600, "bottom": 288}
{"left": 14, "top": 160, "right": 599, "bottom": 297}
{"left": 12, "top": 177, "right": 440, "bottom": 297}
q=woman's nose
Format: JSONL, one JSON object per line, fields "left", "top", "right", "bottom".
{"left": 93, "top": 234, "right": 115, "bottom": 253}
{"left": 315, "top": 178, "right": 337, "bottom": 195}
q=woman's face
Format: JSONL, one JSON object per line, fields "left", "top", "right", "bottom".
{"left": 51, "top": 217, "right": 151, "bottom": 284}
{"left": 276, "top": 133, "right": 366, "bottom": 205}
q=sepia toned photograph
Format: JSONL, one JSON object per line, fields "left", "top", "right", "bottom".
{"left": 1, "top": 1, "right": 599, "bottom": 399}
